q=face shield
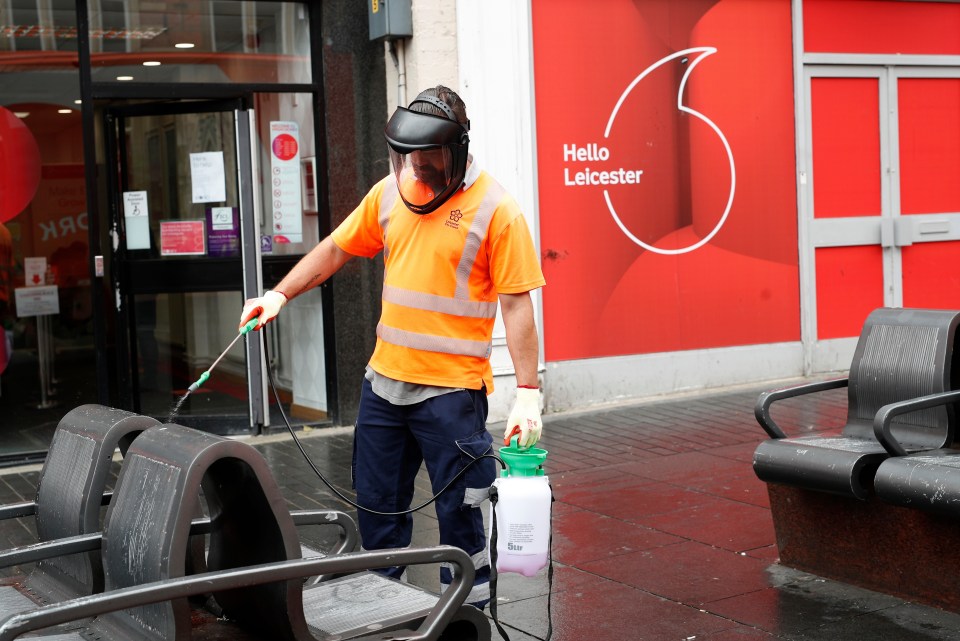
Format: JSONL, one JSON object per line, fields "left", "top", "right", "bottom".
{"left": 384, "top": 107, "right": 470, "bottom": 215}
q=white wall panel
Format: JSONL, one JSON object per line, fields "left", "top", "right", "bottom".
{"left": 456, "top": 1, "right": 543, "bottom": 421}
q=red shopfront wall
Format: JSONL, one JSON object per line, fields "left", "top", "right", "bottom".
{"left": 805, "top": 0, "right": 960, "bottom": 341}
{"left": 532, "top": 0, "right": 800, "bottom": 362}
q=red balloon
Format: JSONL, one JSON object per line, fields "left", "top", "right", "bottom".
{"left": 0, "top": 106, "right": 42, "bottom": 223}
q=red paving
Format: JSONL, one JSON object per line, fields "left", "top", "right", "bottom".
{"left": 259, "top": 381, "right": 960, "bottom": 639}
{"left": 3, "top": 381, "right": 960, "bottom": 639}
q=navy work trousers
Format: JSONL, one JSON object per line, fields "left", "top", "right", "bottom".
{"left": 352, "top": 378, "right": 495, "bottom": 607}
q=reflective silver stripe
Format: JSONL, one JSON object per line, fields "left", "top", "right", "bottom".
{"left": 442, "top": 550, "right": 488, "bottom": 575}
{"left": 377, "top": 176, "right": 500, "bottom": 358}
{"left": 382, "top": 285, "right": 498, "bottom": 319}
{"left": 378, "top": 322, "right": 492, "bottom": 358}
{"left": 380, "top": 177, "right": 399, "bottom": 262}
{"left": 463, "top": 486, "right": 490, "bottom": 507}
{"left": 455, "top": 180, "right": 504, "bottom": 300}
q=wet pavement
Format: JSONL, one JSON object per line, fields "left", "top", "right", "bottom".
{"left": 3, "top": 378, "right": 960, "bottom": 640}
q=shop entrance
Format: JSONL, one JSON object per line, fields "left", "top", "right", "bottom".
{"left": 103, "top": 99, "right": 266, "bottom": 434}
{"left": 802, "top": 65, "right": 960, "bottom": 371}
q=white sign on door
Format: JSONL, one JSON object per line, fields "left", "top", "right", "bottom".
{"left": 15, "top": 285, "right": 60, "bottom": 317}
{"left": 269, "top": 121, "right": 303, "bottom": 244}
{"left": 24, "top": 257, "right": 46, "bottom": 287}
{"left": 190, "top": 151, "right": 227, "bottom": 203}
{"left": 123, "top": 190, "right": 150, "bottom": 250}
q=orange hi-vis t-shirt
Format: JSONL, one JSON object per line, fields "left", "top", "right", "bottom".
{"left": 331, "top": 170, "right": 545, "bottom": 393}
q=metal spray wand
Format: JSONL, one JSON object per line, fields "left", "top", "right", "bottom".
{"left": 187, "top": 318, "right": 260, "bottom": 393}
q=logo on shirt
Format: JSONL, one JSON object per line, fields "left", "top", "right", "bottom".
{"left": 445, "top": 209, "right": 463, "bottom": 230}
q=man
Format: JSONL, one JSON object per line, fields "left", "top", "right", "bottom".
{"left": 239, "top": 85, "right": 545, "bottom": 608}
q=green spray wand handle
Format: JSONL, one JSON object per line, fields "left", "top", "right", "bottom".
{"left": 188, "top": 371, "right": 210, "bottom": 394}
{"left": 187, "top": 319, "right": 260, "bottom": 393}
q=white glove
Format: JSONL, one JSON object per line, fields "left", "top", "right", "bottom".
{"left": 504, "top": 387, "right": 542, "bottom": 449}
{"left": 239, "top": 290, "right": 288, "bottom": 331}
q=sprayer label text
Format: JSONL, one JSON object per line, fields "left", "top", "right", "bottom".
{"left": 507, "top": 522, "right": 536, "bottom": 550}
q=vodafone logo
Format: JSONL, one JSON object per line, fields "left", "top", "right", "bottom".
{"left": 562, "top": 47, "right": 736, "bottom": 256}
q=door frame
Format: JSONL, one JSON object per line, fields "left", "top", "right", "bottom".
{"left": 103, "top": 98, "right": 266, "bottom": 433}
{"left": 797, "top": 54, "right": 960, "bottom": 374}
{"left": 799, "top": 64, "right": 892, "bottom": 373}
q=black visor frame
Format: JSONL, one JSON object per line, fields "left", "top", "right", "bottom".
{"left": 384, "top": 107, "right": 469, "bottom": 154}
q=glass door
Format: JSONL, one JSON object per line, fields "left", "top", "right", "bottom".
{"left": 104, "top": 99, "right": 265, "bottom": 433}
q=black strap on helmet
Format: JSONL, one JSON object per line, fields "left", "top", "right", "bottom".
{"left": 409, "top": 95, "right": 456, "bottom": 121}
{"left": 409, "top": 95, "right": 470, "bottom": 132}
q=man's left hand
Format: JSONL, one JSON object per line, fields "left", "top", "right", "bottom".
{"left": 504, "top": 387, "right": 542, "bottom": 448}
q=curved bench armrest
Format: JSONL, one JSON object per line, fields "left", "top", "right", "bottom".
{"left": 290, "top": 509, "right": 359, "bottom": 556}
{"left": 873, "top": 389, "right": 960, "bottom": 456}
{"left": 755, "top": 378, "right": 849, "bottom": 439}
{"left": 0, "top": 545, "right": 476, "bottom": 641}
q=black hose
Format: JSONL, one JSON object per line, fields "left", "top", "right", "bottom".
{"left": 263, "top": 334, "right": 505, "bottom": 516}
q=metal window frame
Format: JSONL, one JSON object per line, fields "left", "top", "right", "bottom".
{"left": 75, "top": 0, "right": 339, "bottom": 426}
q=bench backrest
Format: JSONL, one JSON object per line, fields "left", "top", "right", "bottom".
{"left": 99, "top": 424, "right": 311, "bottom": 641}
{"left": 27, "top": 404, "right": 157, "bottom": 600}
{"left": 845, "top": 308, "right": 960, "bottom": 448}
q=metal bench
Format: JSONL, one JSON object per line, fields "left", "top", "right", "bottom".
{"left": 0, "top": 422, "right": 487, "bottom": 640}
{"left": 0, "top": 408, "right": 353, "bottom": 640}
{"left": 753, "top": 307, "right": 960, "bottom": 499}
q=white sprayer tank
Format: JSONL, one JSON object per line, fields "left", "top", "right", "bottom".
{"left": 489, "top": 438, "right": 552, "bottom": 577}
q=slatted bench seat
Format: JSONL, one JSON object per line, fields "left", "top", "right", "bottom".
{"left": 0, "top": 406, "right": 354, "bottom": 640}
{"left": 0, "top": 421, "right": 488, "bottom": 641}
{"left": 753, "top": 307, "right": 960, "bottom": 499}
{"left": 0, "top": 506, "right": 359, "bottom": 638}
{"left": 873, "top": 389, "right": 960, "bottom": 513}
{"left": 0, "top": 547, "right": 487, "bottom": 641}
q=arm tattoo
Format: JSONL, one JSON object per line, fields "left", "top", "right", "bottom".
{"left": 293, "top": 273, "right": 323, "bottom": 298}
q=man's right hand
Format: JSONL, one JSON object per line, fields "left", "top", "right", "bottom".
{"left": 239, "top": 290, "right": 288, "bottom": 331}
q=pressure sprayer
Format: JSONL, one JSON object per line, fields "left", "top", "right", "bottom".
{"left": 490, "top": 435, "right": 552, "bottom": 575}
{"left": 488, "top": 435, "right": 554, "bottom": 641}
